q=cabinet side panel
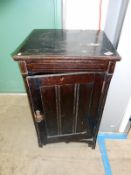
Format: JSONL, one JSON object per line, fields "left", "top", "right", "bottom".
{"left": 92, "top": 74, "right": 112, "bottom": 148}
{"left": 89, "top": 74, "right": 105, "bottom": 132}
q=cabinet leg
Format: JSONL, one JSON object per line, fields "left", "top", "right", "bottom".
{"left": 91, "top": 144, "right": 96, "bottom": 149}
{"left": 38, "top": 142, "right": 43, "bottom": 147}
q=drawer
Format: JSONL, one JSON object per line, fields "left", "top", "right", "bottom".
{"left": 25, "top": 59, "right": 109, "bottom": 75}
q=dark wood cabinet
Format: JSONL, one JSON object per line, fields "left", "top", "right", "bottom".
{"left": 12, "top": 29, "right": 120, "bottom": 148}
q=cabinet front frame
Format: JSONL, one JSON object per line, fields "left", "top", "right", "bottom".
{"left": 18, "top": 59, "right": 115, "bottom": 148}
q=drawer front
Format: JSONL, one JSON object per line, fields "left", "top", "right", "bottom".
{"left": 26, "top": 60, "right": 108, "bottom": 74}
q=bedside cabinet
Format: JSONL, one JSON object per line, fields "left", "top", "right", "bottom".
{"left": 12, "top": 29, "right": 120, "bottom": 148}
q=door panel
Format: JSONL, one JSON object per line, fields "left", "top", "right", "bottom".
{"left": 40, "top": 86, "right": 58, "bottom": 136}
{"left": 76, "top": 83, "right": 94, "bottom": 133}
{"left": 27, "top": 72, "right": 104, "bottom": 142}
{"left": 60, "top": 84, "right": 74, "bottom": 134}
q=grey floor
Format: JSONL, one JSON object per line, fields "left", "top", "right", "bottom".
{"left": 0, "top": 95, "right": 131, "bottom": 175}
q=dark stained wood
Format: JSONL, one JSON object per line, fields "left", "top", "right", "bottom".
{"left": 12, "top": 29, "right": 121, "bottom": 149}
{"left": 40, "top": 86, "right": 58, "bottom": 136}
{"left": 13, "top": 29, "right": 120, "bottom": 60}
{"left": 22, "top": 76, "right": 45, "bottom": 147}
{"left": 76, "top": 83, "right": 94, "bottom": 134}
{"left": 108, "top": 61, "right": 116, "bottom": 73}
{"left": 92, "top": 74, "right": 112, "bottom": 148}
{"left": 47, "top": 132, "right": 93, "bottom": 145}
{"left": 25, "top": 60, "right": 109, "bottom": 75}
{"left": 60, "top": 84, "right": 74, "bottom": 134}
{"left": 18, "top": 61, "right": 28, "bottom": 76}
{"left": 27, "top": 72, "right": 95, "bottom": 86}
{"left": 26, "top": 73, "right": 106, "bottom": 145}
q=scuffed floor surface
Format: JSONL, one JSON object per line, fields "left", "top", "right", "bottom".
{"left": 0, "top": 95, "right": 104, "bottom": 175}
{"left": 106, "top": 139, "right": 131, "bottom": 175}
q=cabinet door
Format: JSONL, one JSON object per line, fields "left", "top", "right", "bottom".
{"left": 26, "top": 72, "right": 104, "bottom": 144}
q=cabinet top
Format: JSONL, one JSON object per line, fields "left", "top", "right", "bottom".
{"left": 13, "top": 29, "right": 120, "bottom": 61}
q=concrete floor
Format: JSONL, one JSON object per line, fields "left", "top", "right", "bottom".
{"left": 0, "top": 95, "right": 131, "bottom": 175}
{"left": 106, "top": 139, "right": 131, "bottom": 175}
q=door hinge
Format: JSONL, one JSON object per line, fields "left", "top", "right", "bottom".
{"left": 34, "top": 110, "right": 45, "bottom": 123}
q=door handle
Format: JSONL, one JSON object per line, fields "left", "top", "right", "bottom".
{"left": 34, "top": 110, "right": 45, "bottom": 123}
